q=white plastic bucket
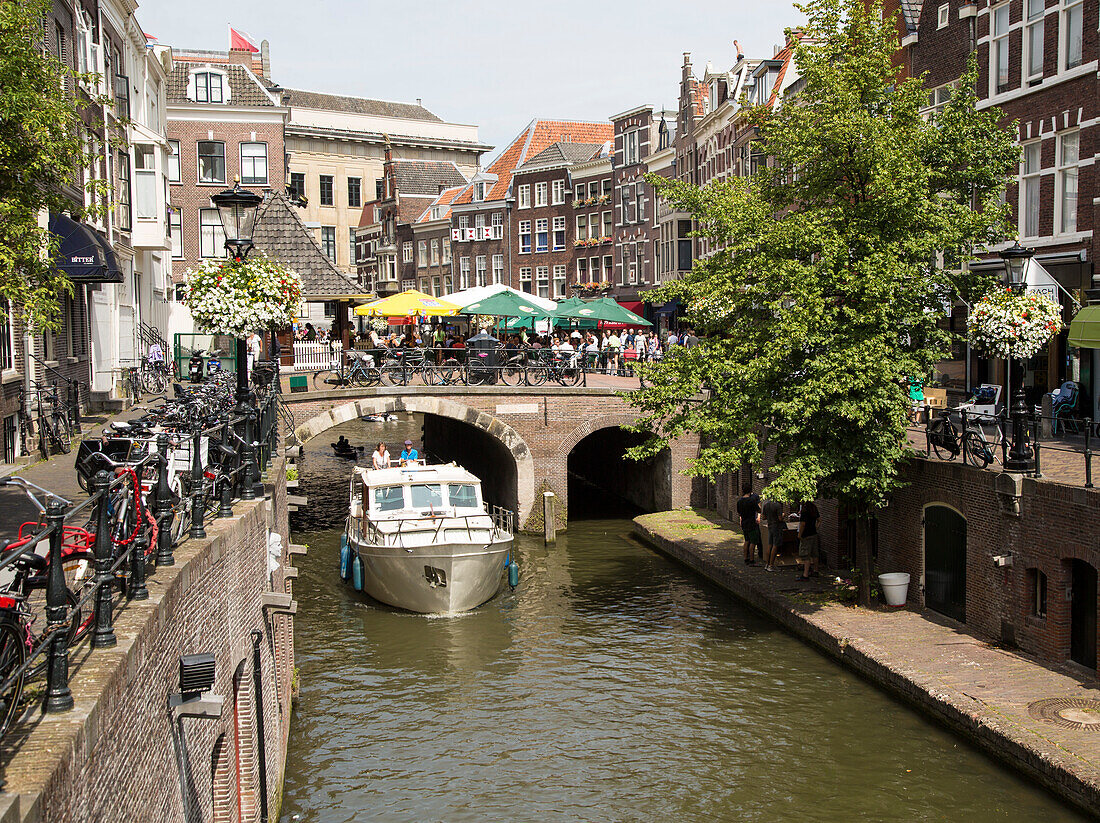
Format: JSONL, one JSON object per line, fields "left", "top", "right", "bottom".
{"left": 878, "top": 573, "right": 910, "bottom": 607}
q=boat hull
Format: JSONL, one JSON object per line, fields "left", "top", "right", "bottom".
{"left": 350, "top": 537, "right": 512, "bottom": 613}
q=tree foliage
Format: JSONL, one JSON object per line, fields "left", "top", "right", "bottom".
{"left": 0, "top": 0, "right": 94, "bottom": 329}
{"left": 630, "top": 0, "right": 1018, "bottom": 519}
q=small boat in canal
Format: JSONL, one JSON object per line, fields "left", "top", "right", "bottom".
{"left": 343, "top": 462, "right": 514, "bottom": 613}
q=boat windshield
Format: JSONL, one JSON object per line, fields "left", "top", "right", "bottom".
{"left": 410, "top": 484, "right": 443, "bottom": 508}
{"left": 373, "top": 485, "right": 405, "bottom": 512}
{"left": 447, "top": 484, "right": 478, "bottom": 508}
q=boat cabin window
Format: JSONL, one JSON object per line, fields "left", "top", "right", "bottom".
{"left": 373, "top": 485, "right": 405, "bottom": 512}
{"left": 447, "top": 484, "right": 478, "bottom": 508}
{"left": 409, "top": 483, "right": 443, "bottom": 508}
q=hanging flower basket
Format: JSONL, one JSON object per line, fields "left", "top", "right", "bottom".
{"left": 967, "top": 287, "right": 1062, "bottom": 361}
{"left": 182, "top": 256, "right": 303, "bottom": 339}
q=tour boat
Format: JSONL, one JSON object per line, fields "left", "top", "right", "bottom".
{"left": 342, "top": 462, "right": 514, "bottom": 613}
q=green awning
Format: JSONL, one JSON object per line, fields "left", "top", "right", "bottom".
{"left": 1068, "top": 306, "right": 1100, "bottom": 349}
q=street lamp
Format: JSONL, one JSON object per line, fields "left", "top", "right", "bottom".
{"left": 1001, "top": 240, "right": 1035, "bottom": 473}
{"left": 210, "top": 180, "right": 263, "bottom": 407}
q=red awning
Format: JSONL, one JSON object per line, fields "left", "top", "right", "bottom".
{"left": 599, "top": 301, "right": 647, "bottom": 330}
{"left": 619, "top": 301, "right": 644, "bottom": 313}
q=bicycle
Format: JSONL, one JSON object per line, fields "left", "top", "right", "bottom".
{"left": 140, "top": 358, "right": 170, "bottom": 395}
{"left": 35, "top": 384, "right": 72, "bottom": 456}
{"left": 312, "top": 349, "right": 382, "bottom": 390}
{"left": 119, "top": 366, "right": 143, "bottom": 405}
{"left": 926, "top": 410, "right": 1002, "bottom": 468}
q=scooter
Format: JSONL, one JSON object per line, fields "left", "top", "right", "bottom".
{"left": 205, "top": 349, "right": 223, "bottom": 377}
{"left": 188, "top": 350, "right": 205, "bottom": 383}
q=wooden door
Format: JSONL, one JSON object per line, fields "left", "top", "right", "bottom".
{"left": 924, "top": 505, "right": 966, "bottom": 623}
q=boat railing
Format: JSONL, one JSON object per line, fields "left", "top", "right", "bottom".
{"left": 355, "top": 506, "right": 516, "bottom": 548}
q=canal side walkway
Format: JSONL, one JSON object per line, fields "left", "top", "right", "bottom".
{"left": 634, "top": 509, "right": 1100, "bottom": 819}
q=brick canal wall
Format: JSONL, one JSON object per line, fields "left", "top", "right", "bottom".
{"left": 284, "top": 387, "right": 705, "bottom": 531}
{"left": 0, "top": 462, "right": 294, "bottom": 823}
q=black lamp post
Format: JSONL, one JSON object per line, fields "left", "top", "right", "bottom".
{"left": 210, "top": 180, "right": 263, "bottom": 406}
{"left": 1001, "top": 240, "right": 1035, "bottom": 473}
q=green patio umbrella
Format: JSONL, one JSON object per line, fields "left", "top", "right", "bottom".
{"left": 555, "top": 296, "right": 652, "bottom": 327}
{"left": 459, "top": 290, "right": 554, "bottom": 320}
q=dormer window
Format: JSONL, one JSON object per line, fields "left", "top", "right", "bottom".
{"left": 473, "top": 182, "right": 485, "bottom": 202}
{"left": 190, "top": 70, "right": 227, "bottom": 103}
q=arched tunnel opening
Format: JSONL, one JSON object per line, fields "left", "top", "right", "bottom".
{"left": 567, "top": 427, "right": 669, "bottom": 520}
{"left": 422, "top": 414, "right": 518, "bottom": 517}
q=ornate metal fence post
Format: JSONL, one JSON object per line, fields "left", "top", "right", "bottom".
{"left": 154, "top": 433, "right": 175, "bottom": 567}
{"left": 67, "top": 380, "right": 81, "bottom": 435}
{"left": 1086, "top": 420, "right": 1094, "bottom": 489}
{"left": 190, "top": 430, "right": 207, "bottom": 539}
{"left": 239, "top": 411, "right": 256, "bottom": 502}
{"left": 1030, "top": 410, "right": 1042, "bottom": 478}
{"left": 960, "top": 409, "right": 969, "bottom": 465}
{"left": 219, "top": 414, "right": 234, "bottom": 519}
{"left": 44, "top": 498, "right": 74, "bottom": 712}
{"left": 91, "top": 470, "right": 117, "bottom": 649}
{"left": 128, "top": 464, "right": 149, "bottom": 601}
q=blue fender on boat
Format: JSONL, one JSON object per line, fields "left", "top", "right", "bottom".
{"left": 352, "top": 553, "right": 364, "bottom": 592}
{"left": 339, "top": 534, "right": 351, "bottom": 581}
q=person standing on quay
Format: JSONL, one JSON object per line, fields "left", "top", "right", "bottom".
{"left": 795, "top": 500, "right": 821, "bottom": 581}
{"left": 735, "top": 482, "right": 761, "bottom": 565}
{"left": 762, "top": 497, "right": 785, "bottom": 572}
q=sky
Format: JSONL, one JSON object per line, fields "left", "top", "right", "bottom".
{"left": 138, "top": 0, "right": 802, "bottom": 158}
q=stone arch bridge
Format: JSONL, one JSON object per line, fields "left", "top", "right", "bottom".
{"left": 284, "top": 385, "right": 703, "bottom": 531}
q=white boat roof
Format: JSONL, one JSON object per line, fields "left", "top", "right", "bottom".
{"left": 354, "top": 463, "right": 482, "bottom": 486}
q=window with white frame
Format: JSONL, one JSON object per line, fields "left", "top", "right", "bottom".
{"left": 937, "top": 3, "right": 949, "bottom": 28}
{"left": 491, "top": 211, "right": 503, "bottom": 239}
{"left": 623, "top": 129, "right": 639, "bottom": 165}
{"left": 1062, "top": 0, "right": 1084, "bottom": 70}
{"left": 604, "top": 255, "right": 613, "bottom": 279}
{"left": 591, "top": 256, "right": 601, "bottom": 280}
{"left": 418, "top": 240, "right": 427, "bottom": 267}
{"left": 552, "top": 265, "right": 566, "bottom": 298}
{"left": 1024, "top": 0, "right": 1045, "bottom": 83}
{"left": 535, "top": 218, "right": 548, "bottom": 253}
{"left": 635, "top": 181, "right": 645, "bottom": 221}
{"left": 552, "top": 216, "right": 566, "bottom": 250}
{"left": 458, "top": 215, "right": 469, "bottom": 229}
{"left": 321, "top": 226, "right": 336, "bottom": 262}
{"left": 576, "top": 214, "right": 588, "bottom": 241}
{"left": 240, "top": 142, "right": 268, "bottom": 185}
{"left": 442, "top": 240, "right": 451, "bottom": 265}
{"left": 170, "top": 208, "right": 183, "bottom": 258}
{"left": 602, "top": 178, "right": 612, "bottom": 198}
{"left": 576, "top": 258, "right": 587, "bottom": 283}
{"left": 621, "top": 185, "right": 637, "bottom": 224}
{"left": 475, "top": 255, "right": 487, "bottom": 287}
{"left": 991, "top": 3, "right": 1010, "bottom": 94}
{"left": 1057, "top": 131, "right": 1079, "bottom": 234}
{"left": 602, "top": 211, "right": 613, "bottom": 239}
{"left": 402, "top": 242, "right": 413, "bottom": 263}
{"left": 349, "top": 228, "right": 356, "bottom": 265}
{"left": 133, "top": 144, "right": 157, "bottom": 220}
{"left": 519, "top": 220, "right": 531, "bottom": 253}
{"left": 430, "top": 238, "right": 439, "bottom": 265}
{"left": 0, "top": 301, "right": 12, "bottom": 373}
{"left": 536, "top": 266, "right": 550, "bottom": 298}
{"left": 518, "top": 185, "right": 530, "bottom": 209}
{"left": 574, "top": 183, "right": 584, "bottom": 201}
{"left": 589, "top": 181, "right": 599, "bottom": 200}
{"left": 519, "top": 267, "right": 532, "bottom": 293}
{"left": 167, "top": 140, "right": 180, "bottom": 183}
{"left": 492, "top": 254, "right": 503, "bottom": 284}
{"left": 459, "top": 256, "right": 471, "bottom": 289}
{"left": 197, "top": 141, "right": 225, "bottom": 184}
{"left": 475, "top": 212, "right": 485, "bottom": 229}
{"left": 551, "top": 179, "right": 565, "bottom": 205}
{"left": 473, "top": 182, "right": 486, "bottom": 201}
{"left": 1020, "top": 142, "right": 1041, "bottom": 238}
{"left": 193, "top": 71, "right": 224, "bottom": 103}
{"left": 924, "top": 84, "right": 954, "bottom": 118}
{"left": 534, "top": 182, "right": 548, "bottom": 207}
{"left": 199, "top": 208, "right": 225, "bottom": 257}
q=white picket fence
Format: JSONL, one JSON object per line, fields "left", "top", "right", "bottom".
{"left": 292, "top": 341, "right": 340, "bottom": 371}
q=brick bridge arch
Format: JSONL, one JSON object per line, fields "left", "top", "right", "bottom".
{"left": 285, "top": 388, "right": 701, "bottom": 530}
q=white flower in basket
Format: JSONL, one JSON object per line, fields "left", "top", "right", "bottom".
{"left": 967, "top": 287, "right": 1062, "bottom": 361}
{"left": 182, "top": 256, "right": 303, "bottom": 339}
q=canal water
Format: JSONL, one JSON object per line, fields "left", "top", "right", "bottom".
{"left": 281, "top": 417, "right": 1086, "bottom": 822}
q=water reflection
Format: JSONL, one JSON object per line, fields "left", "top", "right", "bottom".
{"left": 281, "top": 521, "right": 1085, "bottom": 823}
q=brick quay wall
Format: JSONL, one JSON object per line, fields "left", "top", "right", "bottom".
{"left": 0, "top": 461, "right": 294, "bottom": 823}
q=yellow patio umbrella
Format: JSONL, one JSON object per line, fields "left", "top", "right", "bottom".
{"left": 354, "top": 289, "right": 461, "bottom": 317}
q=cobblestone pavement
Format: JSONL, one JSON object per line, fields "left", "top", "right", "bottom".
{"left": 635, "top": 508, "right": 1100, "bottom": 817}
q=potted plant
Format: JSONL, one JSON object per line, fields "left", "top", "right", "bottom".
{"left": 183, "top": 255, "right": 303, "bottom": 339}
{"left": 967, "top": 286, "right": 1062, "bottom": 362}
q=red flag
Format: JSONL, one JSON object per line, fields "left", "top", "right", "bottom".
{"left": 229, "top": 26, "right": 259, "bottom": 53}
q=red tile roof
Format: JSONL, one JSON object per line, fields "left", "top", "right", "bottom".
{"left": 416, "top": 186, "right": 464, "bottom": 223}
{"left": 450, "top": 119, "right": 614, "bottom": 206}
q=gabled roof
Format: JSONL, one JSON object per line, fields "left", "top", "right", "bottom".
{"left": 253, "top": 192, "right": 368, "bottom": 300}
{"left": 415, "top": 186, "right": 464, "bottom": 224}
{"left": 391, "top": 160, "right": 468, "bottom": 196}
{"left": 516, "top": 141, "right": 605, "bottom": 172}
{"left": 282, "top": 89, "right": 443, "bottom": 122}
{"left": 166, "top": 61, "right": 278, "bottom": 107}
{"left": 901, "top": 0, "right": 924, "bottom": 34}
{"left": 451, "top": 119, "right": 614, "bottom": 206}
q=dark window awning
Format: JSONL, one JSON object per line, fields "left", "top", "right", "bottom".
{"left": 1068, "top": 305, "right": 1100, "bottom": 349}
{"left": 48, "top": 213, "right": 123, "bottom": 284}
{"left": 653, "top": 298, "right": 681, "bottom": 316}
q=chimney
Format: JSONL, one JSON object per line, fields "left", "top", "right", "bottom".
{"left": 733, "top": 40, "right": 744, "bottom": 61}
{"left": 261, "top": 39, "right": 271, "bottom": 78}
{"left": 416, "top": 97, "right": 422, "bottom": 107}
{"left": 228, "top": 48, "right": 253, "bottom": 68}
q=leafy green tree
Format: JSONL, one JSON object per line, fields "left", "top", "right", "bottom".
{"left": 630, "top": 0, "right": 1018, "bottom": 604}
{"left": 0, "top": 0, "right": 95, "bottom": 329}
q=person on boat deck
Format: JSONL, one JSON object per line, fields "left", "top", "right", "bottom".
{"left": 400, "top": 439, "right": 419, "bottom": 465}
{"left": 372, "top": 441, "right": 391, "bottom": 469}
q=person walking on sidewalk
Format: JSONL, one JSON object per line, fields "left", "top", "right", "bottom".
{"left": 735, "top": 482, "right": 762, "bottom": 565}
{"left": 762, "top": 497, "right": 785, "bottom": 572}
{"left": 795, "top": 500, "right": 821, "bottom": 580}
